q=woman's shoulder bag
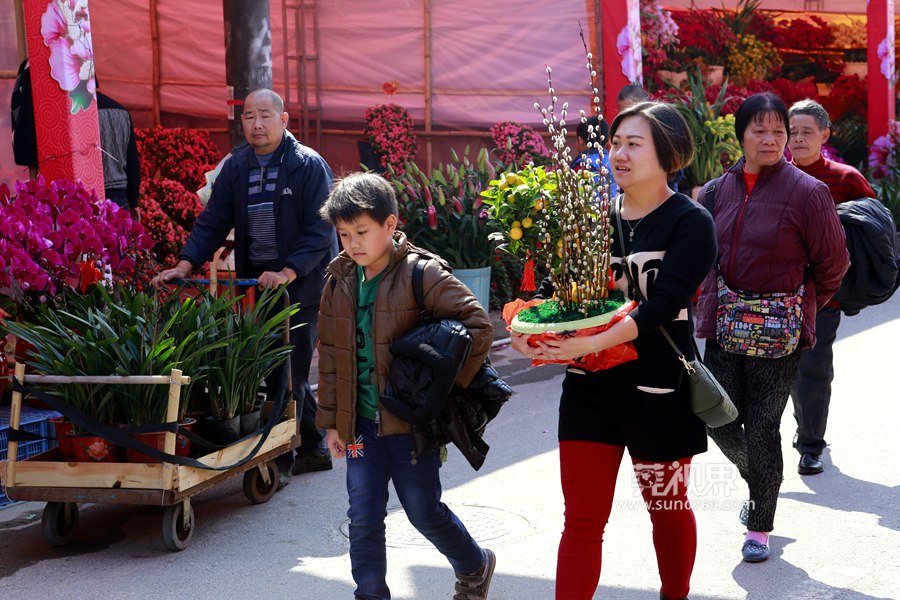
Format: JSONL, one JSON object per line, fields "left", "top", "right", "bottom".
{"left": 615, "top": 196, "right": 737, "bottom": 427}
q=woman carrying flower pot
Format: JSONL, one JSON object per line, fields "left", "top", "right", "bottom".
{"left": 696, "top": 93, "right": 849, "bottom": 563}
{"left": 511, "top": 102, "right": 717, "bottom": 600}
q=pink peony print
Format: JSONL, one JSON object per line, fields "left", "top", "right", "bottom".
{"left": 41, "top": 0, "right": 95, "bottom": 112}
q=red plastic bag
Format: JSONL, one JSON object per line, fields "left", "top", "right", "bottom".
{"left": 502, "top": 298, "right": 639, "bottom": 371}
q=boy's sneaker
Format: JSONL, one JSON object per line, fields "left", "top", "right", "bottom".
{"left": 454, "top": 548, "right": 496, "bottom": 600}
{"left": 292, "top": 449, "right": 333, "bottom": 475}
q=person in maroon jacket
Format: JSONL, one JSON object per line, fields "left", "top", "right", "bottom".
{"left": 696, "top": 93, "right": 849, "bottom": 563}
{"left": 787, "top": 99, "right": 875, "bottom": 477}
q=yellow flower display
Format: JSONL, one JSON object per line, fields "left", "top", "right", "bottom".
{"left": 726, "top": 34, "right": 782, "bottom": 85}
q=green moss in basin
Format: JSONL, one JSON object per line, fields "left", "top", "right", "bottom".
{"left": 516, "top": 289, "right": 628, "bottom": 324}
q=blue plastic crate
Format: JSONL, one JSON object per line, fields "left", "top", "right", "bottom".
{"left": 1, "top": 406, "right": 61, "bottom": 508}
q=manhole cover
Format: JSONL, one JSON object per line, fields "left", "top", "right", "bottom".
{"left": 339, "top": 504, "right": 532, "bottom": 548}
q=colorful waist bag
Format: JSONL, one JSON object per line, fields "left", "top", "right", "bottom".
{"left": 703, "top": 177, "right": 805, "bottom": 359}
{"left": 715, "top": 274, "right": 804, "bottom": 358}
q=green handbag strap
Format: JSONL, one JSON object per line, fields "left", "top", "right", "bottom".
{"left": 615, "top": 195, "right": 697, "bottom": 374}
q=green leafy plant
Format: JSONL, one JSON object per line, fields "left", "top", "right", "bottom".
{"left": 389, "top": 147, "right": 499, "bottom": 269}
{"left": 0, "top": 284, "right": 296, "bottom": 426}
{"left": 480, "top": 164, "right": 558, "bottom": 263}
{"left": 669, "top": 71, "right": 742, "bottom": 189}
{"left": 203, "top": 286, "right": 296, "bottom": 420}
{"left": 720, "top": 0, "right": 769, "bottom": 40}
{"left": 1, "top": 284, "right": 231, "bottom": 425}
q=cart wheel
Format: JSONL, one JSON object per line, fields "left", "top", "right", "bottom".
{"left": 42, "top": 502, "right": 79, "bottom": 547}
{"left": 161, "top": 501, "right": 194, "bottom": 551}
{"left": 243, "top": 460, "right": 279, "bottom": 504}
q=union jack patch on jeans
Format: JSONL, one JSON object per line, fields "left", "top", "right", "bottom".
{"left": 346, "top": 436, "right": 365, "bottom": 459}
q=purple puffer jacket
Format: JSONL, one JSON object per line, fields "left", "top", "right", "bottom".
{"left": 696, "top": 157, "right": 850, "bottom": 349}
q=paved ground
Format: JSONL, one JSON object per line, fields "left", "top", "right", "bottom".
{"left": 1, "top": 296, "right": 899, "bottom": 599}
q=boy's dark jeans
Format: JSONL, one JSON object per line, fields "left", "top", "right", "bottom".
{"left": 347, "top": 416, "right": 484, "bottom": 600}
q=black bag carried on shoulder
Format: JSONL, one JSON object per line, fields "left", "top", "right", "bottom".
{"left": 615, "top": 196, "right": 737, "bottom": 428}
{"left": 379, "top": 259, "right": 472, "bottom": 426}
{"left": 381, "top": 258, "right": 512, "bottom": 469}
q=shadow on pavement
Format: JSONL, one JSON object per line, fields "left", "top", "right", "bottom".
{"left": 0, "top": 502, "right": 136, "bottom": 579}
{"left": 831, "top": 295, "right": 900, "bottom": 341}
{"left": 731, "top": 536, "right": 893, "bottom": 600}
{"left": 438, "top": 352, "right": 566, "bottom": 491}
{"left": 0, "top": 471, "right": 351, "bottom": 581}
{"left": 779, "top": 449, "right": 900, "bottom": 532}
{"left": 378, "top": 564, "right": 738, "bottom": 600}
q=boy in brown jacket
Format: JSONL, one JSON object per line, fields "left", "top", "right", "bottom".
{"left": 316, "top": 172, "right": 495, "bottom": 600}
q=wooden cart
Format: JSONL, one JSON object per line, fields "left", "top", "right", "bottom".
{"left": 0, "top": 363, "right": 298, "bottom": 551}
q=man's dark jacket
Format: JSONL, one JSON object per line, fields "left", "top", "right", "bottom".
{"left": 180, "top": 131, "right": 337, "bottom": 307}
{"left": 833, "top": 197, "right": 900, "bottom": 315}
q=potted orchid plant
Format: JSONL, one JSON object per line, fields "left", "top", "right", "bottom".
{"left": 0, "top": 177, "right": 157, "bottom": 324}
{"left": 388, "top": 148, "right": 499, "bottom": 308}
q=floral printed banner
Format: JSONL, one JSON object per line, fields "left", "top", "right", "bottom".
{"left": 41, "top": 0, "right": 96, "bottom": 114}
{"left": 23, "top": 0, "right": 103, "bottom": 193}
{"left": 867, "top": 0, "right": 896, "bottom": 143}
{"left": 616, "top": 0, "right": 643, "bottom": 85}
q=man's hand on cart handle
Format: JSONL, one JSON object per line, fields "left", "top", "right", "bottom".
{"left": 258, "top": 267, "right": 297, "bottom": 289}
{"left": 326, "top": 429, "right": 346, "bottom": 459}
{"left": 151, "top": 260, "right": 194, "bottom": 288}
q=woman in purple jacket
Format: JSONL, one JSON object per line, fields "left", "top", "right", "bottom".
{"left": 696, "top": 93, "right": 849, "bottom": 563}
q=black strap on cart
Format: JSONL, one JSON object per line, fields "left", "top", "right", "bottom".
{"left": 9, "top": 381, "right": 289, "bottom": 471}
{"left": 6, "top": 278, "right": 295, "bottom": 471}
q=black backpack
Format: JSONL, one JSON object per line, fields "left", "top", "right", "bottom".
{"left": 833, "top": 197, "right": 900, "bottom": 316}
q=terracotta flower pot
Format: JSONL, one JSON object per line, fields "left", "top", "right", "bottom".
{"left": 50, "top": 417, "right": 76, "bottom": 461}
{"left": 124, "top": 418, "right": 196, "bottom": 463}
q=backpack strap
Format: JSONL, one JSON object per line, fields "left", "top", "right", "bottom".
{"left": 412, "top": 258, "right": 432, "bottom": 323}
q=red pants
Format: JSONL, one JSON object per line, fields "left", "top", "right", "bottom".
{"left": 556, "top": 441, "right": 696, "bottom": 600}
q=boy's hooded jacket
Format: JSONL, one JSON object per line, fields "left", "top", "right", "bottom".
{"left": 315, "top": 232, "right": 493, "bottom": 443}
